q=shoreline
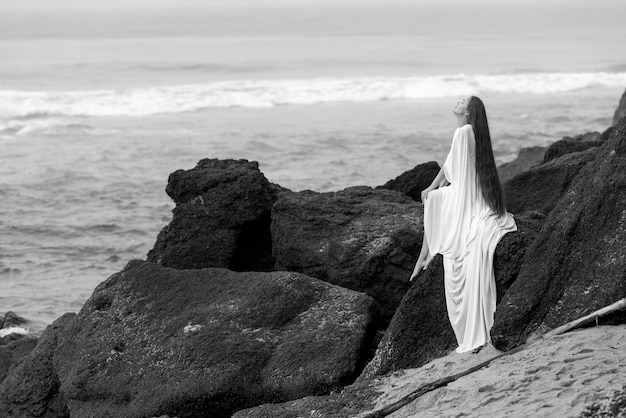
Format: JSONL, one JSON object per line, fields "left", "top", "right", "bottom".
{"left": 1, "top": 89, "right": 625, "bottom": 417}
{"left": 1, "top": 91, "right": 621, "bottom": 331}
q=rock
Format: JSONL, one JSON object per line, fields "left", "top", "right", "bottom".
{"left": 497, "top": 145, "right": 547, "bottom": 184}
{"left": 359, "top": 255, "right": 454, "bottom": 379}
{"left": 0, "top": 314, "right": 74, "bottom": 418}
{"left": 147, "top": 159, "right": 277, "bottom": 271}
{"left": 53, "top": 261, "right": 378, "bottom": 418}
{"left": 360, "top": 213, "right": 539, "bottom": 378}
{"left": 491, "top": 116, "right": 626, "bottom": 351}
{"left": 0, "top": 333, "right": 28, "bottom": 347}
{"left": 493, "top": 214, "right": 543, "bottom": 305}
{"left": 503, "top": 147, "right": 597, "bottom": 215}
{"left": 542, "top": 132, "right": 603, "bottom": 163}
{"left": 376, "top": 161, "right": 440, "bottom": 202}
{"left": 0, "top": 312, "right": 32, "bottom": 375}
{"left": 232, "top": 379, "right": 379, "bottom": 418}
{"left": 1, "top": 311, "right": 28, "bottom": 329}
{"left": 601, "top": 126, "right": 615, "bottom": 142}
{"left": 271, "top": 186, "right": 423, "bottom": 323}
{"left": 613, "top": 88, "right": 626, "bottom": 126}
{"left": 0, "top": 337, "right": 38, "bottom": 384}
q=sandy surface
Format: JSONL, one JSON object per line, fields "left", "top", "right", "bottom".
{"left": 359, "top": 325, "right": 625, "bottom": 418}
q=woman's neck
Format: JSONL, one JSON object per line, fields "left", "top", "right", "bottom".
{"left": 456, "top": 114, "right": 469, "bottom": 128}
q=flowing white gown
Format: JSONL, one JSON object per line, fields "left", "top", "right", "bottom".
{"left": 424, "top": 124, "right": 517, "bottom": 353}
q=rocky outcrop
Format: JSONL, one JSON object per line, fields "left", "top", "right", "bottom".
{"left": 359, "top": 255, "right": 454, "bottom": 379}
{"left": 376, "top": 161, "right": 440, "bottom": 202}
{"left": 360, "top": 213, "right": 540, "bottom": 378}
{"left": 542, "top": 132, "right": 602, "bottom": 163}
{"left": 493, "top": 213, "right": 544, "bottom": 304}
{"left": 613, "top": 88, "right": 626, "bottom": 126}
{"left": 49, "top": 261, "right": 378, "bottom": 418}
{"left": 147, "top": 159, "right": 278, "bottom": 271}
{"left": 232, "top": 379, "right": 379, "bottom": 418}
{"left": 271, "top": 186, "right": 423, "bottom": 323}
{"left": 1, "top": 311, "right": 28, "bottom": 329}
{"left": 497, "top": 145, "right": 547, "bottom": 184}
{"left": 0, "top": 314, "right": 74, "bottom": 418}
{"left": 503, "top": 147, "right": 597, "bottom": 214}
{"left": 0, "top": 311, "right": 37, "bottom": 386}
{"left": 0, "top": 337, "right": 38, "bottom": 385}
{"left": 492, "top": 117, "right": 626, "bottom": 351}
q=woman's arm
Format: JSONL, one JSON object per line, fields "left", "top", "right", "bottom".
{"left": 431, "top": 167, "right": 449, "bottom": 188}
{"left": 421, "top": 167, "right": 449, "bottom": 201}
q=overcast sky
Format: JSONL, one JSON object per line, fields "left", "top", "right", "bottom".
{"left": 0, "top": 0, "right": 589, "bottom": 9}
{"left": 0, "top": 0, "right": 387, "bottom": 9}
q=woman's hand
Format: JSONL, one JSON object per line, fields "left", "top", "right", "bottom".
{"left": 409, "top": 257, "right": 426, "bottom": 281}
{"left": 409, "top": 255, "right": 433, "bottom": 281}
{"left": 421, "top": 186, "right": 435, "bottom": 202}
{"left": 409, "top": 266, "right": 421, "bottom": 282}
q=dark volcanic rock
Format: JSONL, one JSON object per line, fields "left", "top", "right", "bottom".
{"left": 359, "top": 255, "right": 453, "bottom": 378}
{"left": 0, "top": 337, "right": 38, "bottom": 384}
{"left": 601, "top": 126, "right": 615, "bottom": 142}
{"left": 497, "top": 145, "right": 547, "bottom": 184}
{"left": 1, "top": 311, "right": 28, "bottom": 329}
{"left": 542, "top": 132, "right": 602, "bottom": 163}
{"left": 492, "top": 117, "right": 626, "bottom": 351}
{"left": 503, "top": 147, "right": 597, "bottom": 214}
{"left": 232, "top": 379, "right": 379, "bottom": 418}
{"left": 360, "top": 213, "right": 539, "bottom": 378}
{"left": 0, "top": 333, "right": 28, "bottom": 347}
{"left": 613, "top": 88, "right": 626, "bottom": 126}
{"left": 493, "top": 214, "right": 543, "bottom": 305}
{"left": 271, "top": 186, "right": 423, "bottom": 323}
{"left": 0, "top": 312, "right": 37, "bottom": 387}
{"left": 376, "top": 161, "right": 440, "bottom": 202}
{"left": 0, "top": 314, "right": 73, "bottom": 418}
{"left": 147, "top": 158, "right": 277, "bottom": 271}
{"left": 53, "top": 261, "right": 378, "bottom": 418}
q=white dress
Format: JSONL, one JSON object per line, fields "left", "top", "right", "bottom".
{"left": 424, "top": 124, "right": 517, "bottom": 353}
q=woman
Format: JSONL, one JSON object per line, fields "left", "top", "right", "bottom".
{"left": 410, "top": 96, "right": 517, "bottom": 353}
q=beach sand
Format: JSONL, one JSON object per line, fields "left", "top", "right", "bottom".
{"left": 360, "top": 324, "right": 625, "bottom": 417}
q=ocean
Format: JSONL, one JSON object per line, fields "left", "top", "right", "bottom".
{"left": 1, "top": 1, "right": 625, "bottom": 332}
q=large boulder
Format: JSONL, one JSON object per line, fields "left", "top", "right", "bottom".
{"left": 497, "top": 145, "right": 547, "bottom": 184}
{"left": 232, "top": 379, "right": 379, "bottom": 418}
{"left": 376, "top": 161, "right": 440, "bottom": 202}
{"left": 0, "top": 337, "right": 38, "bottom": 385}
{"left": 0, "top": 311, "right": 37, "bottom": 386}
{"left": 492, "top": 117, "right": 626, "bottom": 351}
{"left": 360, "top": 213, "right": 540, "bottom": 378}
{"left": 542, "top": 132, "right": 603, "bottom": 163}
{"left": 613, "top": 88, "right": 626, "bottom": 126}
{"left": 0, "top": 314, "right": 74, "bottom": 418}
{"left": 271, "top": 186, "right": 423, "bottom": 323}
{"left": 147, "top": 159, "right": 278, "bottom": 271}
{"left": 52, "top": 261, "right": 378, "bottom": 418}
{"left": 1, "top": 311, "right": 28, "bottom": 329}
{"left": 503, "top": 147, "right": 597, "bottom": 214}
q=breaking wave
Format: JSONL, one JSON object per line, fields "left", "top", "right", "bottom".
{"left": 1, "top": 71, "right": 625, "bottom": 118}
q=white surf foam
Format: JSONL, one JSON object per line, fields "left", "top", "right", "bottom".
{"left": 1, "top": 71, "right": 625, "bottom": 118}
{"left": 0, "top": 326, "right": 30, "bottom": 337}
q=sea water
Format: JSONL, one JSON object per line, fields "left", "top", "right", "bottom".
{"left": 1, "top": 2, "right": 625, "bottom": 331}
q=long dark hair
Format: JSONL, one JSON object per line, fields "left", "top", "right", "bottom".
{"left": 467, "top": 96, "right": 506, "bottom": 216}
